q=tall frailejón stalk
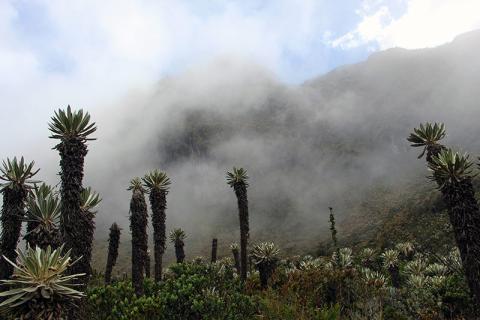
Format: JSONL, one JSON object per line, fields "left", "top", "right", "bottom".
{"left": 226, "top": 167, "right": 250, "bottom": 281}
{"left": 0, "top": 157, "right": 39, "bottom": 279}
{"left": 48, "top": 106, "right": 96, "bottom": 271}
{"left": 211, "top": 238, "right": 218, "bottom": 263}
{"left": 328, "top": 207, "right": 338, "bottom": 250}
{"left": 128, "top": 178, "right": 148, "bottom": 295}
{"left": 169, "top": 228, "right": 186, "bottom": 263}
{"left": 105, "top": 223, "right": 121, "bottom": 285}
{"left": 428, "top": 149, "right": 480, "bottom": 303}
{"left": 408, "top": 123, "right": 480, "bottom": 303}
{"left": 143, "top": 170, "right": 171, "bottom": 282}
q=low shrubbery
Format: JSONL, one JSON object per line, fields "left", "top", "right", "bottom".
{"left": 86, "top": 261, "right": 256, "bottom": 320}
{"left": 86, "top": 244, "right": 477, "bottom": 320}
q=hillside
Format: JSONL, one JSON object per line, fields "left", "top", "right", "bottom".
{"left": 90, "top": 30, "right": 480, "bottom": 273}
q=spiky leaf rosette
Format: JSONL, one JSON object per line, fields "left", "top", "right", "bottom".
{"left": 396, "top": 242, "right": 415, "bottom": 259}
{"left": 362, "top": 268, "right": 386, "bottom": 289}
{"left": 169, "top": 228, "right": 186, "bottom": 243}
{"left": 0, "top": 157, "right": 40, "bottom": 191}
{"left": 128, "top": 177, "right": 145, "bottom": 193}
{"left": 428, "top": 149, "right": 474, "bottom": 187}
{"left": 382, "top": 249, "right": 401, "bottom": 288}
{"left": 48, "top": 105, "right": 96, "bottom": 142}
{"left": 142, "top": 170, "right": 171, "bottom": 193}
{"left": 404, "top": 259, "right": 427, "bottom": 277}
{"left": 359, "top": 248, "right": 376, "bottom": 262}
{"left": 407, "top": 122, "right": 446, "bottom": 159}
{"left": 26, "top": 184, "right": 60, "bottom": 231}
{"left": 251, "top": 242, "right": 280, "bottom": 265}
{"left": 80, "top": 187, "right": 102, "bottom": 212}
{"left": 381, "top": 249, "right": 399, "bottom": 268}
{"left": 25, "top": 183, "right": 61, "bottom": 249}
{"left": 251, "top": 242, "right": 279, "bottom": 289}
{"left": 226, "top": 167, "right": 249, "bottom": 188}
{"left": 0, "top": 245, "right": 84, "bottom": 320}
{"left": 335, "top": 247, "right": 353, "bottom": 269}
{"left": 229, "top": 243, "right": 239, "bottom": 251}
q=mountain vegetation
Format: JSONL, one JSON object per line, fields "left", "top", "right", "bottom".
{"left": 3, "top": 32, "right": 480, "bottom": 319}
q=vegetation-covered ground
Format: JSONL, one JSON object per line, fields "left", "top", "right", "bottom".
{"left": 2, "top": 106, "right": 480, "bottom": 320}
{"left": 86, "top": 244, "right": 476, "bottom": 319}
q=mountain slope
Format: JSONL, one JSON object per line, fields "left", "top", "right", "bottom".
{"left": 90, "top": 30, "right": 480, "bottom": 272}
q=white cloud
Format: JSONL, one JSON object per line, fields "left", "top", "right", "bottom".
{"left": 332, "top": 0, "right": 480, "bottom": 50}
{"left": 0, "top": 0, "right": 325, "bottom": 155}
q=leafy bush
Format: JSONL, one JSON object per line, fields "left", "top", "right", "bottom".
{"left": 86, "top": 244, "right": 477, "bottom": 320}
{"left": 87, "top": 262, "right": 256, "bottom": 320}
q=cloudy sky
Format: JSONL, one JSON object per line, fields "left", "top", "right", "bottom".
{"left": 1, "top": 0, "right": 480, "bottom": 155}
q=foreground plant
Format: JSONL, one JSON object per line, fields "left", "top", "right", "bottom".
{"left": 226, "top": 167, "right": 250, "bottom": 281}
{"left": 0, "top": 245, "right": 84, "bottom": 320}
{"left": 143, "top": 170, "right": 171, "bottom": 282}
{"left": 169, "top": 228, "right": 186, "bottom": 263}
{"left": 0, "top": 156, "right": 39, "bottom": 279}
{"left": 24, "top": 183, "right": 61, "bottom": 250}
{"left": 105, "top": 223, "right": 121, "bottom": 284}
{"left": 251, "top": 242, "right": 280, "bottom": 289}
{"left": 128, "top": 178, "right": 148, "bottom": 295}
{"left": 382, "top": 249, "right": 400, "bottom": 288}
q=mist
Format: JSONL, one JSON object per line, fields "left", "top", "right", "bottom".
{"left": 78, "top": 30, "right": 475, "bottom": 264}
{"left": 3, "top": 29, "right": 480, "bottom": 269}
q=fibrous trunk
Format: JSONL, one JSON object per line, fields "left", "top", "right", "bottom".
{"left": 57, "top": 138, "right": 87, "bottom": 273}
{"left": 145, "top": 251, "right": 151, "bottom": 278}
{"left": 56, "top": 138, "right": 89, "bottom": 319}
{"left": 211, "top": 238, "right": 218, "bottom": 263}
{"left": 441, "top": 179, "right": 480, "bottom": 303}
{"left": 25, "top": 221, "right": 61, "bottom": 250}
{"left": 175, "top": 241, "right": 185, "bottom": 263}
{"left": 424, "top": 145, "right": 480, "bottom": 303}
{"left": 233, "top": 182, "right": 249, "bottom": 281}
{"left": 0, "top": 188, "right": 27, "bottom": 279}
{"left": 130, "top": 190, "right": 148, "bottom": 295}
{"left": 232, "top": 248, "right": 241, "bottom": 274}
{"left": 257, "top": 262, "right": 276, "bottom": 289}
{"left": 150, "top": 189, "right": 167, "bottom": 282}
{"left": 76, "top": 209, "right": 95, "bottom": 282}
{"left": 105, "top": 223, "right": 121, "bottom": 285}
{"left": 389, "top": 265, "right": 400, "bottom": 288}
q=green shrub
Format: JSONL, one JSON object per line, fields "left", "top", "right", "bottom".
{"left": 87, "top": 262, "right": 256, "bottom": 320}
